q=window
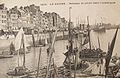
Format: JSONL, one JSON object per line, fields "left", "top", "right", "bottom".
{"left": 2, "top": 20, "right": 4, "bottom": 23}
{"left": 4, "top": 20, "right": 6, "bottom": 23}
{"left": 2, "top": 15, "right": 6, "bottom": 18}
{"left": 2, "top": 11, "right": 4, "bottom": 13}
{"left": 2, "top": 20, "right": 6, "bottom": 23}
{"left": 1, "top": 10, "right": 7, "bottom": 14}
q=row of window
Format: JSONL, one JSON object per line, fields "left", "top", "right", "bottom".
{"left": 0, "top": 15, "right": 7, "bottom": 18}
{"left": 11, "top": 14, "right": 18, "bottom": 18}
{"left": 2, "top": 15, "right": 6, "bottom": 18}
{"left": 1, "top": 20, "right": 7, "bottom": 23}
{"left": 0, "top": 10, "right": 7, "bottom": 14}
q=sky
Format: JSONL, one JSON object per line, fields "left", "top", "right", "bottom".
{"left": 0, "top": 0, "right": 120, "bottom": 25}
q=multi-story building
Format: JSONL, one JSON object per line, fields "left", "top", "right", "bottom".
{"left": 44, "top": 12, "right": 53, "bottom": 30}
{"left": 7, "top": 4, "right": 68, "bottom": 31}
{"left": 44, "top": 12, "right": 68, "bottom": 31}
{"left": 19, "top": 8, "right": 32, "bottom": 28}
{"left": 8, "top": 6, "right": 21, "bottom": 30}
{"left": 41, "top": 15, "right": 48, "bottom": 29}
{"left": 0, "top": 4, "right": 8, "bottom": 29}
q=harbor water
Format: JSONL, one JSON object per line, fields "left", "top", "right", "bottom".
{"left": 0, "top": 29, "right": 120, "bottom": 78}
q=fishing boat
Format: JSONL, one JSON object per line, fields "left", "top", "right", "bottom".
{"left": 63, "top": 8, "right": 90, "bottom": 71}
{"left": 0, "top": 29, "right": 30, "bottom": 59}
{"left": 0, "top": 53, "right": 13, "bottom": 59}
{"left": 0, "top": 40, "right": 15, "bottom": 59}
{"left": 7, "top": 28, "right": 30, "bottom": 76}
{"left": 63, "top": 16, "right": 106, "bottom": 72}
{"left": 13, "top": 28, "right": 31, "bottom": 55}
{"left": 79, "top": 18, "right": 106, "bottom": 62}
{"left": 0, "top": 51, "right": 13, "bottom": 59}
{"left": 81, "top": 28, "right": 119, "bottom": 78}
{"left": 93, "top": 23, "right": 106, "bottom": 32}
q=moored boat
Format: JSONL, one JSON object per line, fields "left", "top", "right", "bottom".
{"left": 7, "top": 28, "right": 30, "bottom": 76}
{"left": 0, "top": 54, "right": 13, "bottom": 59}
{"left": 7, "top": 66, "right": 30, "bottom": 76}
{"left": 93, "top": 23, "right": 106, "bottom": 32}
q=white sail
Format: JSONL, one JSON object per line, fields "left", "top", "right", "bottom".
{"left": 14, "top": 28, "right": 30, "bottom": 51}
{"left": 23, "top": 34, "right": 29, "bottom": 52}
{"left": 14, "top": 28, "right": 24, "bottom": 51}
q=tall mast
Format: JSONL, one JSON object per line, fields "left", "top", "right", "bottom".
{"left": 46, "top": 13, "right": 58, "bottom": 78}
{"left": 36, "top": 47, "right": 42, "bottom": 78}
{"left": 46, "top": 29, "right": 58, "bottom": 78}
{"left": 97, "top": 36, "right": 101, "bottom": 49}
{"left": 17, "top": 49, "right": 20, "bottom": 67}
{"left": 87, "top": 16, "right": 91, "bottom": 49}
{"left": 22, "top": 33, "right": 26, "bottom": 67}
{"left": 105, "top": 28, "right": 118, "bottom": 78}
{"left": 68, "top": 7, "right": 72, "bottom": 77}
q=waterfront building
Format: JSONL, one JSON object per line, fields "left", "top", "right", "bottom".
{"left": 0, "top": 4, "right": 68, "bottom": 31}
{"left": 0, "top": 4, "right": 8, "bottom": 29}
{"left": 44, "top": 12, "right": 53, "bottom": 31}
{"left": 8, "top": 6, "right": 21, "bottom": 30}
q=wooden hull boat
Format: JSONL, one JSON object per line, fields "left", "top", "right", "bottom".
{"left": 0, "top": 54, "right": 13, "bottom": 59}
{"left": 7, "top": 66, "right": 30, "bottom": 76}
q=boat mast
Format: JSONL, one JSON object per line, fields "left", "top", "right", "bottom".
{"left": 46, "top": 29, "right": 58, "bottom": 78}
{"left": 36, "top": 47, "right": 42, "bottom": 78}
{"left": 17, "top": 50, "right": 20, "bottom": 67}
{"left": 97, "top": 36, "right": 101, "bottom": 49}
{"left": 87, "top": 16, "right": 91, "bottom": 50}
{"left": 46, "top": 12, "right": 58, "bottom": 77}
{"left": 105, "top": 28, "right": 118, "bottom": 78}
{"left": 22, "top": 33, "right": 26, "bottom": 67}
{"left": 68, "top": 7, "right": 73, "bottom": 77}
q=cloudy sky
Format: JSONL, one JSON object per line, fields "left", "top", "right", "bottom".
{"left": 1, "top": 0, "right": 120, "bottom": 25}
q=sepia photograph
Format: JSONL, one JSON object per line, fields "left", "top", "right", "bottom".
{"left": 0, "top": 0, "right": 120, "bottom": 78}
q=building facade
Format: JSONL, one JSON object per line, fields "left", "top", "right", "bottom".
{"left": 0, "top": 4, "right": 8, "bottom": 29}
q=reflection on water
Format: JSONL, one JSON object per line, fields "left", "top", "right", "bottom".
{"left": 0, "top": 29, "right": 120, "bottom": 78}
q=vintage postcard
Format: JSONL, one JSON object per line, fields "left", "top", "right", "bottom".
{"left": 0, "top": 0, "right": 120, "bottom": 78}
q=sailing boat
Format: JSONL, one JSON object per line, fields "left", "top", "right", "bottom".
{"left": 0, "top": 42, "right": 14, "bottom": 59}
{"left": 63, "top": 8, "right": 89, "bottom": 71}
{"left": 93, "top": 18, "right": 106, "bottom": 32}
{"left": 81, "top": 28, "right": 119, "bottom": 77}
{"left": 13, "top": 28, "right": 31, "bottom": 55}
{"left": 93, "top": 23, "right": 106, "bottom": 32}
{"left": 79, "top": 17, "right": 106, "bottom": 62}
{"left": 0, "top": 38, "right": 15, "bottom": 59}
{"left": 7, "top": 28, "right": 30, "bottom": 76}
